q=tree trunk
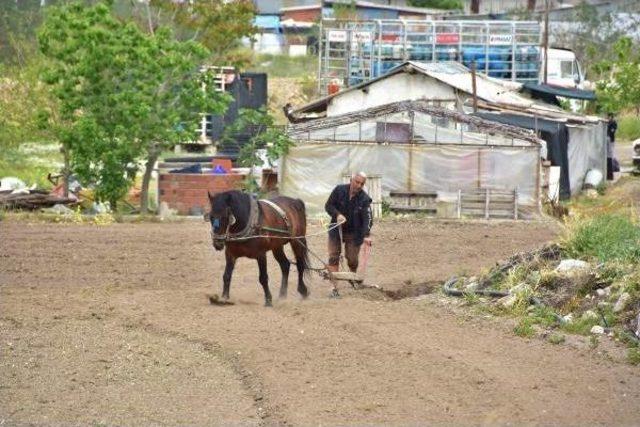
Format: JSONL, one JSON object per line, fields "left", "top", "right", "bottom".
{"left": 527, "top": 0, "right": 537, "bottom": 11}
{"left": 140, "top": 149, "right": 160, "bottom": 215}
{"left": 471, "top": 0, "right": 480, "bottom": 14}
{"left": 62, "top": 145, "right": 70, "bottom": 198}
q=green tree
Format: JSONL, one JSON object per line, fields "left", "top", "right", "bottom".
{"left": 138, "top": 0, "right": 256, "bottom": 69}
{"left": 594, "top": 37, "right": 640, "bottom": 115}
{"left": 221, "top": 108, "right": 294, "bottom": 192}
{"left": 38, "top": 2, "right": 228, "bottom": 210}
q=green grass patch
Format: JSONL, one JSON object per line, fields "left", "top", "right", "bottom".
{"left": 528, "top": 305, "right": 560, "bottom": 328}
{"left": 627, "top": 347, "right": 640, "bottom": 365}
{"left": 0, "top": 143, "right": 61, "bottom": 188}
{"left": 514, "top": 318, "right": 535, "bottom": 338}
{"left": 563, "top": 213, "right": 640, "bottom": 263}
{"left": 560, "top": 316, "right": 600, "bottom": 335}
{"left": 617, "top": 115, "right": 640, "bottom": 142}
{"left": 548, "top": 333, "right": 566, "bottom": 345}
{"left": 462, "top": 289, "right": 480, "bottom": 305}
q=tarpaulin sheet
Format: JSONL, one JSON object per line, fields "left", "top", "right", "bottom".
{"left": 280, "top": 142, "right": 540, "bottom": 216}
{"left": 475, "top": 112, "right": 572, "bottom": 199}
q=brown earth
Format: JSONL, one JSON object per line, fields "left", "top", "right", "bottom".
{"left": 1, "top": 218, "right": 639, "bottom": 426}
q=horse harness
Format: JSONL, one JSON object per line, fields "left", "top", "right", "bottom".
{"left": 258, "top": 199, "right": 291, "bottom": 235}
{"left": 217, "top": 197, "right": 291, "bottom": 242}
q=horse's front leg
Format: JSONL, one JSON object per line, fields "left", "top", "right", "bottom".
{"left": 257, "top": 254, "right": 273, "bottom": 307}
{"left": 222, "top": 251, "right": 236, "bottom": 301}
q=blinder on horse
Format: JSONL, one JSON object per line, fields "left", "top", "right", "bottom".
{"left": 210, "top": 206, "right": 238, "bottom": 249}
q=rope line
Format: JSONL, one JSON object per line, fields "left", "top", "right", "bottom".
{"left": 221, "top": 220, "right": 344, "bottom": 242}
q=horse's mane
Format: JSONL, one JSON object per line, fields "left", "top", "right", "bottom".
{"left": 227, "top": 190, "right": 252, "bottom": 229}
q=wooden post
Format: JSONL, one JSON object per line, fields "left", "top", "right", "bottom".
{"left": 485, "top": 188, "right": 490, "bottom": 220}
{"left": 514, "top": 188, "right": 519, "bottom": 220}
{"left": 457, "top": 189, "right": 462, "bottom": 219}
{"left": 471, "top": 61, "right": 478, "bottom": 113}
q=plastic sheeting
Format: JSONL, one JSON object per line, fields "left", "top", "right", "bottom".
{"left": 475, "top": 112, "right": 607, "bottom": 199}
{"left": 280, "top": 142, "right": 540, "bottom": 216}
{"left": 567, "top": 123, "right": 607, "bottom": 195}
{"left": 295, "top": 111, "right": 535, "bottom": 148}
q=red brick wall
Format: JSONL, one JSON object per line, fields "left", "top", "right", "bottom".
{"left": 282, "top": 8, "right": 321, "bottom": 22}
{"left": 158, "top": 173, "right": 246, "bottom": 215}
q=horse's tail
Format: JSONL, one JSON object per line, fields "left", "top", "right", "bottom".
{"left": 291, "top": 198, "right": 311, "bottom": 277}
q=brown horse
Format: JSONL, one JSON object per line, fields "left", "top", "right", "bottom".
{"left": 207, "top": 190, "right": 310, "bottom": 307}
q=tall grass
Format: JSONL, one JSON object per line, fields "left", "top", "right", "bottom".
{"left": 563, "top": 213, "right": 640, "bottom": 263}
{"left": 617, "top": 115, "right": 640, "bottom": 142}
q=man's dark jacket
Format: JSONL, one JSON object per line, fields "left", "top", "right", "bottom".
{"left": 325, "top": 184, "right": 372, "bottom": 246}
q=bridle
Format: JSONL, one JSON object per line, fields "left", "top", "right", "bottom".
{"left": 211, "top": 207, "right": 236, "bottom": 244}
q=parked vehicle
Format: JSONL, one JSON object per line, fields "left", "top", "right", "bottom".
{"left": 633, "top": 139, "right": 640, "bottom": 175}
{"left": 540, "top": 47, "right": 592, "bottom": 90}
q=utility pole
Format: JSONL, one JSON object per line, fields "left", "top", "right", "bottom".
{"left": 543, "top": 0, "right": 549, "bottom": 84}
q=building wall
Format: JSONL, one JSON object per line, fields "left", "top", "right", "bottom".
{"left": 282, "top": 8, "right": 321, "bottom": 21}
{"left": 158, "top": 173, "right": 245, "bottom": 215}
{"left": 326, "top": 73, "right": 456, "bottom": 116}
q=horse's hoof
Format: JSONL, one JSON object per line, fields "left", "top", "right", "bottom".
{"left": 329, "top": 289, "right": 340, "bottom": 299}
{"left": 265, "top": 300, "right": 273, "bottom": 307}
{"left": 278, "top": 293, "right": 288, "bottom": 300}
{"left": 208, "top": 294, "right": 234, "bottom": 306}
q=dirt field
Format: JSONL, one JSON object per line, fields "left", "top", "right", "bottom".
{"left": 2, "top": 218, "right": 639, "bottom": 426}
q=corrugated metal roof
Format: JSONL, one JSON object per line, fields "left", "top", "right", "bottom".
{"left": 290, "top": 60, "right": 605, "bottom": 124}
{"left": 290, "top": 61, "right": 535, "bottom": 116}
{"left": 400, "top": 61, "right": 533, "bottom": 108}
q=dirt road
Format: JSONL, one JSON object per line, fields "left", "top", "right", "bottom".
{"left": 1, "top": 219, "right": 639, "bottom": 426}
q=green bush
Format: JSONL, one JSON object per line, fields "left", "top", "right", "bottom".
{"left": 563, "top": 214, "right": 640, "bottom": 263}
{"left": 617, "top": 116, "right": 640, "bottom": 142}
{"left": 408, "top": 0, "right": 463, "bottom": 9}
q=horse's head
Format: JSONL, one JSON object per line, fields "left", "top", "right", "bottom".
{"left": 207, "top": 191, "right": 236, "bottom": 251}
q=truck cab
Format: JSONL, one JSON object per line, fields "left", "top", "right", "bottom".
{"left": 540, "top": 47, "right": 592, "bottom": 90}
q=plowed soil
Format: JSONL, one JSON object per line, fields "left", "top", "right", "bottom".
{"left": 2, "top": 218, "right": 639, "bottom": 426}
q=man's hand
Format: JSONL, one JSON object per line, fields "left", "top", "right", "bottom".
{"left": 363, "top": 237, "right": 372, "bottom": 246}
{"left": 336, "top": 214, "right": 346, "bottom": 224}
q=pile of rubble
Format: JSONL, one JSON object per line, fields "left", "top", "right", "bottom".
{"left": 0, "top": 176, "right": 77, "bottom": 211}
{"left": 446, "top": 244, "right": 640, "bottom": 343}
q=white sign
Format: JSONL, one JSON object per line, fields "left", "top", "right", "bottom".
{"left": 353, "top": 31, "right": 372, "bottom": 43}
{"left": 489, "top": 34, "right": 513, "bottom": 45}
{"left": 328, "top": 30, "right": 347, "bottom": 43}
